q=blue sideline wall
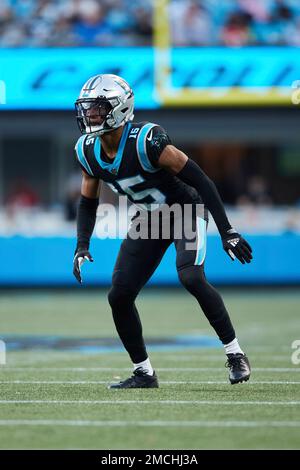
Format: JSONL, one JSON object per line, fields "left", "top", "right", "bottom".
{"left": 0, "top": 234, "right": 299, "bottom": 286}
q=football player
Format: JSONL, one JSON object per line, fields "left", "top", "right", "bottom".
{"left": 73, "top": 74, "right": 252, "bottom": 388}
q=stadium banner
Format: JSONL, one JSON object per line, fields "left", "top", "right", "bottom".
{"left": 0, "top": 47, "right": 298, "bottom": 109}
{"left": 0, "top": 48, "right": 156, "bottom": 110}
{"left": 1, "top": 234, "right": 299, "bottom": 286}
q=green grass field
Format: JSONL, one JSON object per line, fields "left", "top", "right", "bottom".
{"left": 0, "top": 288, "right": 300, "bottom": 449}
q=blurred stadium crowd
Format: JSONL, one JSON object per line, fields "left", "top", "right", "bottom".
{"left": 1, "top": 0, "right": 300, "bottom": 47}
{"left": 2, "top": 168, "right": 300, "bottom": 237}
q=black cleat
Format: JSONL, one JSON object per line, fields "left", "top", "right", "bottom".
{"left": 225, "top": 353, "right": 251, "bottom": 384}
{"left": 108, "top": 368, "right": 159, "bottom": 389}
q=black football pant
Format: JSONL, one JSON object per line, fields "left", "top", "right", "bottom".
{"left": 107, "top": 210, "right": 235, "bottom": 363}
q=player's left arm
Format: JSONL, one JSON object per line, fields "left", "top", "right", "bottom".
{"left": 157, "top": 144, "right": 253, "bottom": 264}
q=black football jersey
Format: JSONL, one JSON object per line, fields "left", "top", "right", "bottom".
{"left": 74, "top": 121, "right": 201, "bottom": 211}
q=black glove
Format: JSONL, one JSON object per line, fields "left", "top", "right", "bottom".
{"left": 73, "top": 249, "right": 94, "bottom": 284}
{"left": 222, "top": 230, "right": 253, "bottom": 264}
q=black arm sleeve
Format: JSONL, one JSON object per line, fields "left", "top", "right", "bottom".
{"left": 76, "top": 195, "right": 99, "bottom": 251}
{"left": 177, "top": 159, "right": 232, "bottom": 237}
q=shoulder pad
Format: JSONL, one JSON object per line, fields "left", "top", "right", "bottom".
{"left": 74, "top": 135, "right": 94, "bottom": 176}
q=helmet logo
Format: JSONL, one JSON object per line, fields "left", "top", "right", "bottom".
{"left": 114, "top": 78, "right": 130, "bottom": 94}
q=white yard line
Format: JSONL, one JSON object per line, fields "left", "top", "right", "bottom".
{"left": 0, "top": 419, "right": 299, "bottom": 428}
{"left": 1, "top": 367, "right": 300, "bottom": 372}
{"left": 1, "top": 380, "right": 300, "bottom": 385}
{"left": 153, "top": 355, "right": 292, "bottom": 361}
{"left": 0, "top": 400, "right": 299, "bottom": 405}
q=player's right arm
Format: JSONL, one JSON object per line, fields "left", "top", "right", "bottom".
{"left": 81, "top": 170, "right": 101, "bottom": 199}
{"left": 73, "top": 171, "right": 101, "bottom": 284}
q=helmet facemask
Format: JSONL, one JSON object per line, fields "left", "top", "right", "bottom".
{"left": 75, "top": 97, "right": 114, "bottom": 135}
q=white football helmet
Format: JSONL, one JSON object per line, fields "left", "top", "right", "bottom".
{"left": 75, "top": 74, "right": 134, "bottom": 135}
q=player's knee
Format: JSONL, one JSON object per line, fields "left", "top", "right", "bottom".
{"left": 108, "top": 285, "right": 136, "bottom": 310}
{"left": 178, "top": 265, "right": 206, "bottom": 295}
